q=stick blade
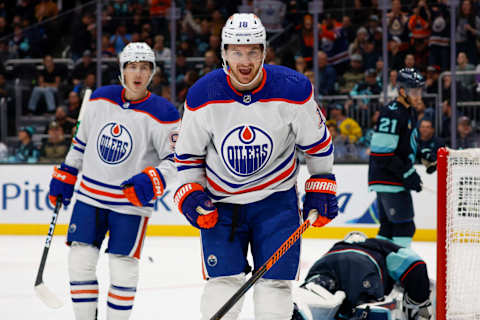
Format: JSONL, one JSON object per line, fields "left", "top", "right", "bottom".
{"left": 35, "top": 283, "right": 64, "bottom": 309}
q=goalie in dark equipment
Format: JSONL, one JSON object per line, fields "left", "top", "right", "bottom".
{"left": 292, "top": 232, "right": 432, "bottom": 320}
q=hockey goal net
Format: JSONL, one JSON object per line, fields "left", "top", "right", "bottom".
{"left": 437, "top": 148, "right": 480, "bottom": 320}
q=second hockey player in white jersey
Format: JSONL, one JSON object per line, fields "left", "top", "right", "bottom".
{"left": 174, "top": 14, "right": 339, "bottom": 320}
{"left": 48, "top": 42, "right": 180, "bottom": 319}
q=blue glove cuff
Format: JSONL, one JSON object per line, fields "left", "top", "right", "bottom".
{"left": 60, "top": 163, "right": 79, "bottom": 176}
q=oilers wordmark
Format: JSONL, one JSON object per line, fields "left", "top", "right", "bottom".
{"left": 221, "top": 125, "right": 273, "bottom": 176}
{"left": 97, "top": 122, "right": 133, "bottom": 164}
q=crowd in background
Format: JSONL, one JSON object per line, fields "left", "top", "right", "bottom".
{"left": 0, "top": 0, "right": 479, "bottom": 164}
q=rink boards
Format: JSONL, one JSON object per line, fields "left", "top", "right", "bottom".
{"left": 0, "top": 164, "right": 437, "bottom": 240}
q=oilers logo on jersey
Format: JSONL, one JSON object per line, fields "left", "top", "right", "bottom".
{"left": 96, "top": 122, "right": 133, "bottom": 164}
{"left": 221, "top": 125, "right": 273, "bottom": 177}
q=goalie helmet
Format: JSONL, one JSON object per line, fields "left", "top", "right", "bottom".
{"left": 118, "top": 42, "right": 156, "bottom": 89}
{"left": 221, "top": 13, "right": 267, "bottom": 87}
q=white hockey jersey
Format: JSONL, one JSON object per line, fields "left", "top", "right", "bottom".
{"left": 65, "top": 85, "right": 180, "bottom": 216}
{"left": 175, "top": 64, "right": 333, "bottom": 204}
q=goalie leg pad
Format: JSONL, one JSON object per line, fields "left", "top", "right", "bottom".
{"left": 201, "top": 273, "right": 246, "bottom": 320}
{"left": 254, "top": 279, "right": 293, "bottom": 320}
{"left": 68, "top": 242, "right": 100, "bottom": 320}
{"left": 107, "top": 254, "right": 139, "bottom": 320}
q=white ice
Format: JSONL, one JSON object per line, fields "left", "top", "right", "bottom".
{"left": 0, "top": 236, "right": 436, "bottom": 319}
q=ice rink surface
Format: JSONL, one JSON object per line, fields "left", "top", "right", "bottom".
{"left": 0, "top": 236, "right": 436, "bottom": 319}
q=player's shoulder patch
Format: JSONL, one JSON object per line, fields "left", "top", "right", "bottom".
{"left": 262, "top": 64, "right": 313, "bottom": 104}
{"left": 90, "top": 85, "right": 123, "bottom": 105}
{"left": 186, "top": 69, "right": 232, "bottom": 111}
{"left": 133, "top": 94, "right": 180, "bottom": 124}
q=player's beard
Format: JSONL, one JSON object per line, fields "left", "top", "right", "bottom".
{"left": 232, "top": 62, "right": 261, "bottom": 82}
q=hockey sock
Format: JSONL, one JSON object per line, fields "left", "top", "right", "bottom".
{"left": 107, "top": 254, "right": 139, "bottom": 320}
{"left": 69, "top": 242, "right": 100, "bottom": 320}
{"left": 254, "top": 279, "right": 293, "bottom": 320}
{"left": 201, "top": 274, "right": 246, "bottom": 320}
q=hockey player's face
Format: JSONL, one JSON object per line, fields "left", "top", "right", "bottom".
{"left": 124, "top": 62, "right": 152, "bottom": 93}
{"left": 226, "top": 44, "right": 263, "bottom": 84}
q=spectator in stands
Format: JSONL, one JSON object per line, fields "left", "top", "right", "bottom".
{"left": 298, "top": 14, "right": 314, "bottom": 64}
{"left": 34, "top": 0, "right": 58, "bottom": 22}
{"left": 175, "top": 49, "right": 189, "bottom": 84}
{"left": 72, "top": 50, "right": 96, "bottom": 86}
{"left": 27, "top": 54, "right": 61, "bottom": 114}
{"left": 101, "top": 35, "right": 115, "bottom": 58}
{"left": 379, "top": 69, "right": 399, "bottom": 104}
{"left": 70, "top": 12, "right": 94, "bottom": 61}
{"left": 457, "top": 0, "right": 480, "bottom": 65}
{"left": 304, "top": 70, "right": 315, "bottom": 86}
{"left": 414, "top": 99, "right": 435, "bottom": 124}
{"left": 295, "top": 56, "right": 307, "bottom": 74}
{"left": 204, "top": 49, "right": 220, "bottom": 71}
{"left": 404, "top": 53, "right": 415, "bottom": 69}
{"left": 329, "top": 103, "right": 363, "bottom": 144}
{"left": 66, "top": 91, "right": 81, "bottom": 120}
{"left": 0, "top": 16, "right": 10, "bottom": 39}
{"left": 0, "top": 41, "right": 10, "bottom": 62}
{"left": 255, "top": 0, "right": 286, "bottom": 34}
{"left": 317, "top": 51, "right": 337, "bottom": 96}
{"left": 8, "top": 25, "right": 30, "bottom": 58}
{"left": 53, "top": 105, "right": 75, "bottom": 135}
{"left": 361, "top": 38, "right": 380, "bottom": 70}
{"left": 326, "top": 119, "right": 348, "bottom": 160}
{"left": 110, "top": 23, "right": 131, "bottom": 54}
{"left": 8, "top": 126, "right": 39, "bottom": 163}
{"left": 388, "top": 36, "right": 405, "bottom": 71}
{"left": 350, "top": 68, "right": 382, "bottom": 110}
{"left": 457, "top": 51, "right": 476, "bottom": 91}
{"left": 207, "top": 34, "right": 222, "bottom": 60}
{"left": 39, "top": 120, "right": 69, "bottom": 163}
{"left": 342, "top": 16, "right": 356, "bottom": 43}
{"left": 150, "top": 70, "right": 165, "bottom": 96}
{"left": 416, "top": 118, "right": 445, "bottom": 173}
{"left": 440, "top": 99, "right": 453, "bottom": 144}
{"left": 73, "top": 72, "right": 96, "bottom": 100}
{"left": 408, "top": 0, "right": 431, "bottom": 41}
{"left": 429, "top": 1, "right": 450, "bottom": 70}
{"left": 349, "top": 27, "right": 369, "bottom": 57}
{"left": 153, "top": 34, "right": 171, "bottom": 61}
{"left": 339, "top": 53, "right": 364, "bottom": 93}
{"left": 442, "top": 74, "right": 471, "bottom": 101}
{"left": 425, "top": 65, "right": 440, "bottom": 94}
{"left": 177, "top": 70, "right": 199, "bottom": 103}
{"left": 265, "top": 46, "right": 281, "bottom": 65}
{"left": 457, "top": 116, "right": 479, "bottom": 149}
{"left": 387, "top": 0, "right": 409, "bottom": 42}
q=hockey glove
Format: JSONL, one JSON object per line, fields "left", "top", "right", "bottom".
{"left": 303, "top": 174, "right": 338, "bottom": 227}
{"left": 49, "top": 163, "right": 78, "bottom": 207}
{"left": 402, "top": 168, "right": 422, "bottom": 192}
{"left": 121, "top": 167, "right": 165, "bottom": 207}
{"left": 174, "top": 183, "right": 218, "bottom": 229}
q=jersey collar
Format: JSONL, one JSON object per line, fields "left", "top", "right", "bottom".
{"left": 225, "top": 67, "right": 267, "bottom": 105}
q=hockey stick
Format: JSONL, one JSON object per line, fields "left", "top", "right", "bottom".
{"left": 73, "top": 88, "right": 92, "bottom": 138}
{"left": 209, "top": 210, "right": 319, "bottom": 320}
{"left": 34, "top": 195, "right": 63, "bottom": 309}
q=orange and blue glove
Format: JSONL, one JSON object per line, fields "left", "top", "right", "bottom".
{"left": 303, "top": 174, "right": 338, "bottom": 227}
{"left": 174, "top": 183, "right": 218, "bottom": 229}
{"left": 121, "top": 167, "right": 165, "bottom": 207}
{"left": 49, "top": 163, "right": 78, "bottom": 207}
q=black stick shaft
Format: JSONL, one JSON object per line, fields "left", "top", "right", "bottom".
{"left": 209, "top": 218, "right": 311, "bottom": 320}
{"left": 35, "top": 197, "right": 62, "bottom": 286}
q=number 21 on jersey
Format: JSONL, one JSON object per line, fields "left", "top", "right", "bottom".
{"left": 378, "top": 118, "right": 398, "bottom": 134}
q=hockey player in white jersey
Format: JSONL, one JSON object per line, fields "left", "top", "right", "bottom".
{"left": 48, "top": 42, "right": 180, "bottom": 319}
{"left": 174, "top": 14, "right": 339, "bottom": 319}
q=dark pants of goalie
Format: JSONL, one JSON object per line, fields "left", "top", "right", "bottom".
{"left": 376, "top": 191, "right": 415, "bottom": 247}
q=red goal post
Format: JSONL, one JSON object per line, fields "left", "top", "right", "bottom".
{"left": 437, "top": 147, "right": 480, "bottom": 320}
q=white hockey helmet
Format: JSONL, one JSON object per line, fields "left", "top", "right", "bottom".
{"left": 221, "top": 13, "right": 267, "bottom": 87}
{"left": 118, "top": 42, "right": 156, "bottom": 88}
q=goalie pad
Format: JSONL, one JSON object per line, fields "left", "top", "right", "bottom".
{"left": 293, "top": 282, "right": 346, "bottom": 320}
